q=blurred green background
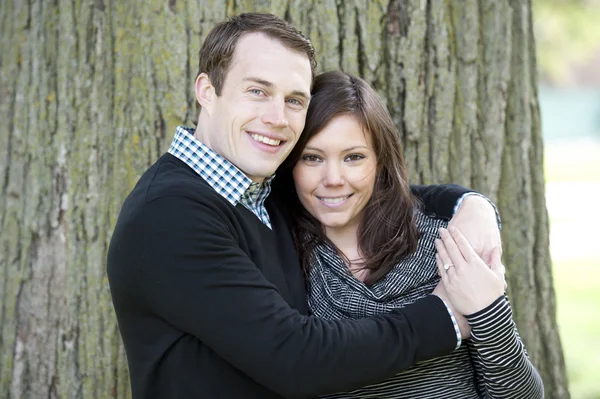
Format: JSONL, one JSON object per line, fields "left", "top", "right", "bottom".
{"left": 535, "top": 0, "right": 600, "bottom": 398}
{"left": 545, "top": 141, "right": 600, "bottom": 399}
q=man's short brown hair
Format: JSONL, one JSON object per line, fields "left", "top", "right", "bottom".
{"left": 197, "top": 13, "right": 317, "bottom": 95}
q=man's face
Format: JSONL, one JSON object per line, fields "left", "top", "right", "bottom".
{"left": 198, "top": 32, "right": 312, "bottom": 182}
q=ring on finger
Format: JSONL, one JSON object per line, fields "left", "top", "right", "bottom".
{"left": 443, "top": 263, "right": 454, "bottom": 271}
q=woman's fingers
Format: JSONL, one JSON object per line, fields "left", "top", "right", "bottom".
{"left": 435, "top": 253, "right": 445, "bottom": 278}
{"left": 447, "top": 226, "right": 479, "bottom": 263}
{"left": 488, "top": 245, "right": 508, "bottom": 290}
{"left": 438, "top": 228, "right": 466, "bottom": 266}
{"left": 435, "top": 228, "right": 506, "bottom": 315}
{"left": 435, "top": 238, "right": 456, "bottom": 276}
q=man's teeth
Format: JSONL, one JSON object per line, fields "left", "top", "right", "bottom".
{"left": 320, "top": 196, "right": 350, "bottom": 204}
{"left": 251, "top": 134, "right": 281, "bottom": 146}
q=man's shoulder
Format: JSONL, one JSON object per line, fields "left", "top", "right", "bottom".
{"left": 142, "top": 153, "right": 224, "bottom": 205}
{"left": 117, "top": 153, "right": 231, "bottom": 224}
{"left": 112, "top": 154, "right": 249, "bottom": 245}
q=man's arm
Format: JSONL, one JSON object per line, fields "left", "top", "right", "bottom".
{"left": 411, "top": 184, "right": 502, "bottom": 263}
{"left": 411, "top": 184, "right": 472, "bottom": 219}
{"left": 129, "top": 196, "right": 458, "bottom": 398}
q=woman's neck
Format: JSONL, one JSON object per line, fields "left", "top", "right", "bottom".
{"left": 325, "top": 224, "right": 367, "bottom": 281}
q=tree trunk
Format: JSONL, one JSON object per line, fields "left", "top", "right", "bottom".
{"left": 0, "top": 0, "right": 569, "bottom": 398}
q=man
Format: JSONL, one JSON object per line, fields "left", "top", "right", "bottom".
{"left": 107, "top": 13, "right": 501, "bottom": 398}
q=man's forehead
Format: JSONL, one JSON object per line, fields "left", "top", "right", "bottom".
{"left": 228, "top": 34, "right": 312, "bottom": 91}
{"left": 235, "top": 32, "right": 286, "bottom": 52}
{"left": 234, "top": 33, "right": 309, "bottom": 66}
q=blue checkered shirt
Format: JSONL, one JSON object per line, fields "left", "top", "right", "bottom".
{"left": 167, "top": 126, "right": 274, "bottom": 229}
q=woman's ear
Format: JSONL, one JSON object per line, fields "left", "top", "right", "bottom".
{"left": 195, "top": 73, "right": 215, "bottom": 115}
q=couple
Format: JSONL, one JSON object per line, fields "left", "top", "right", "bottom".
{"left": 107, "top": 13, "right": 543, "bottom": 399}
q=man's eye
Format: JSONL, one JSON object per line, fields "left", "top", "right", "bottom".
{"left": 249, "top": 89, "right": 265, "bottom": 96}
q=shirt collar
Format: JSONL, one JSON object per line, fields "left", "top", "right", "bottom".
{"left": 167, "top": 126, "right": 274, "bottom": 206}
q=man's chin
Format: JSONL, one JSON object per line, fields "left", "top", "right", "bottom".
{"left": 244, "top": 167, "right": 279, "bottom": 183}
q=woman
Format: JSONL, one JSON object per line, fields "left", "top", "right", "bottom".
{"left": 276, "top": 71, "right": 543, "bottom": 398}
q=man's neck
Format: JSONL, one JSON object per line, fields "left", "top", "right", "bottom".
{"left": 193, "top": 124, "right": 211, "bottom": 150}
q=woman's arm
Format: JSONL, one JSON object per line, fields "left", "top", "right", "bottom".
{"left": 434, "top": 227, "right": 544, "bottom": 398}
{"left": 466, "top": 297, "right": 544, "bottom": 398}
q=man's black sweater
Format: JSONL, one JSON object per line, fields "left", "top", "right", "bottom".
{"left": 107, "top": 154, "right": 463, "bottom": 398}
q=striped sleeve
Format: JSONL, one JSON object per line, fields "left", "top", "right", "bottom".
{"left": 466, "top": 295, "right": 544, "bottom": 399}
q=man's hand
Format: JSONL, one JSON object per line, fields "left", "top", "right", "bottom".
{"left": 448, "top": 194, "right": 501, "bottom": 265}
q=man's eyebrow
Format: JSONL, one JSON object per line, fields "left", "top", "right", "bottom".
{"left": 290, "top": 90, "right": 311, "bottom": 101}
{"left": 243, "top": 77, "right": 311, "bottom": 101}
{"left": 243, "top": 77, "right": 274, "bottom": 88}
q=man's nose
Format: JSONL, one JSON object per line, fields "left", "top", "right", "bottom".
{"left": 262, "top": 99, "right": 288, "bottom": 128}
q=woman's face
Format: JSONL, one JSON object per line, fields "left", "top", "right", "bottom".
{"left": 292, "top": 114, "right": 377, "bottom": 236}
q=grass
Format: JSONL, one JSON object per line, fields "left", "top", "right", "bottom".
{"left": 544, "top": 138, "right": 600, "bottom": 399}
{"left": 553, "top": 257, "right": 600, "bottom": 399}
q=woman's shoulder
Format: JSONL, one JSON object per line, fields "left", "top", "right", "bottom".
{"left": 414, "top": 207, "right": 449, "bottom": 232}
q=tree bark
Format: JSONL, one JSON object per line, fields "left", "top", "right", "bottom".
{"left": 0, "top": 0, "right": 569, "bottom": 398}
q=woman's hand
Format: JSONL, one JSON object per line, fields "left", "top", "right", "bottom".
{"left": 434, "top": 227, "right": 505, "bottom": 316}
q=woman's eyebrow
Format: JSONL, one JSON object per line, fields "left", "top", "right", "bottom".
{"left": 302, "top": 145, "right": 369, "bottom": 153}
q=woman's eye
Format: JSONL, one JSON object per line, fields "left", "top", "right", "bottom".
{"left": 345, "top": 154, "right": 365, "bottom": 162}
{"left": 302, "top": 154, "right": 321, "bottom": 162}
{"left": 249, "top": 89, "right": 265, "bottom": 96}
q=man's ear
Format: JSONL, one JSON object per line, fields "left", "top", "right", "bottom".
{"left": 195, "top": 73, "right": 215, "bottom": 115}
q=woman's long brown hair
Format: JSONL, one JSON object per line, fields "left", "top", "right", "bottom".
{"left": 275, "top": 71, "right": 420, "bottom": 286}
